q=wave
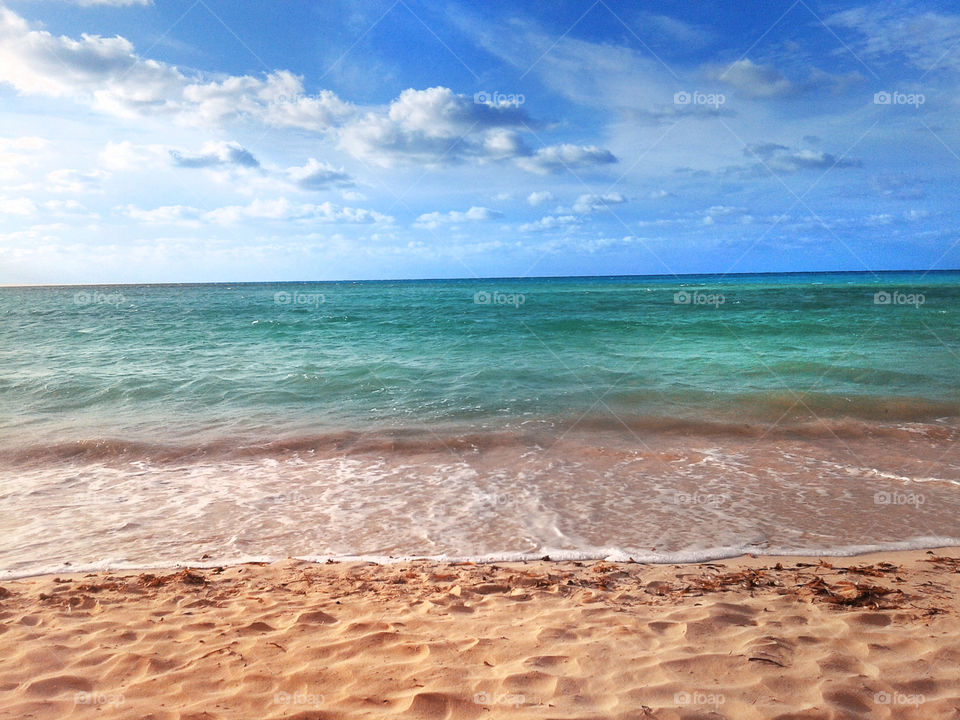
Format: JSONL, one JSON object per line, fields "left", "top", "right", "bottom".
{"left": 2, "top": 407, "right": 957, "bottom": 467}
{"left": 4, "top": 537, "right": 960, "bottom": 582}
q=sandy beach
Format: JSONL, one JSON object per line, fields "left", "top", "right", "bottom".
{"left": 1, "top": 549, "right": 958, "bottom": 719}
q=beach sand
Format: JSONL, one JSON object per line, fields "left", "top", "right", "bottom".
{"left": 1, "top": 549, "right": 958, "bottom": 719}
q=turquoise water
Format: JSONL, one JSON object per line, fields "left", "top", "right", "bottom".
{"left": 1, "top": 271, "right": 959, "bottom": 575}
{"left": 2, "top": 271, "right": 959, "bottom": 453}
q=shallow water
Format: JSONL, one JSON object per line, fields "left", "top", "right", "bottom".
{"left": 2, "top": 272, "right": 959, "bottom": 576}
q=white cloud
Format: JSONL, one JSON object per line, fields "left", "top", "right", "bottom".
{"left": 866, "top": 213, "right": 894, "bottom": 226}
{"left": 516, "top": 144, "right": 617, "bottom": 175}
{"left": 45, "top": 168, "right": 107, "bottom": 193}
{"left": 170, "top": 141, "right": 259, "bottom": 168}
{"left": 0, "top": 196, "right": 37, "bottom": 215}
{"left": 44, "top": 199, "right": 96, "bottom": 217}
{"left": 414, "top": 205, "right": 501, "bottom": 229}
{"left": 287, "top": 158, "right": 352, "bottom": 190}
{"left": 710, "top": 59, "right": 793, "bottom": 98}
{"left": 205, "top": 198, "right": 393, "bottom": 226}
{"left": 0, "top": 136, "right": 47, "bottom": 151}
{"left": 0, "top": 8, "right": 353, "bottom": 130}
{"left": 827, "top": 6, "right": 960, "bottom": 72}
{"left": 0, "top": 136, "right": 48, "bottom": 181}
{"left": 526, "top": 191, "right": 555, "bottom": 206}
{"left": 742, "top": 143, "right": 861, "bottom": 174}
{"left": 339, "top": 86, "right": 531, "bottom": 167}
{"left": 99, "top": 140, "right": 164, "bottom": 171}
{"left": 121, "top": 204, "right": 202, "bottom": 225}
{"left": 0, "top": 6, "right": 619, "bottom": 185}
{"left": 572, "top": 192, "right": 626, "bottom": 213}
{"left": 519, "top": 214, "right": 577, "bottom": 232}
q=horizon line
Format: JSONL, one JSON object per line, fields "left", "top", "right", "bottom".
{"left": 2, "top": 267, "right": 958, "bottom": 289}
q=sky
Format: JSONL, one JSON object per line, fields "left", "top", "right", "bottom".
{"left": 0, "top": 0, "right": 958, "bottom": 283}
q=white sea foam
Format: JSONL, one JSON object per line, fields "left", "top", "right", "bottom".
{"left": 2, "top": 429, "right": 959, "bottom": 581}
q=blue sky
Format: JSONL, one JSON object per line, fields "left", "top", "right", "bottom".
{"left": 0, "top": 0, "right": 958, "bottom": 283}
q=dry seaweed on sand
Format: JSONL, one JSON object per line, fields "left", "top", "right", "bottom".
{"left": 924, "top": 554, "right": 960, "bottom": 572}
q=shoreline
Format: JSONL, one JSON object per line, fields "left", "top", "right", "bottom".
{"left": 3, "top": 547, "right": 958, "bottom": 718}
{"left": 4, "top": 541, "right": 960, "bottom": 582}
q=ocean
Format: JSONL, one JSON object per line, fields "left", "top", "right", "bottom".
{"left": 2, "top": 271, "right": 959, "bottom": 578}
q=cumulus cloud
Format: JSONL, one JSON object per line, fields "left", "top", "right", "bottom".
{"left": 519, "top": 215, "right": 577, "bottom": 232}
{"left": 699, "top": 205, "right": 749, "bottom": 225}
{"left": 516, "top": 144, "right": 617, "bottom": 175}
{"left": 0, "top": 8, "right": 353, "bottom": 130}
{"left": 572, "top": 192, "right": 626, "bottom": 214}
{"left": 0, "top": 8, "right": 617, "bottom": 178}
{"left": 339, "top": 86, "right": 531, "bottom": 167}
{"left": 205, "top": 198, "right": 392, "bottom": 226}
{"left": 170, "top": 141, "right": 259, "bottom": 169}
{"left": 287, "top": 158, "right": 352, "bottom": 190}
{"left": 526, "top": 191, "right": 555, "bottom": 206}
{"left": 743, "top": 143, "right": 861, "bottom": 173}
{"left": 414, "top": 206, "right": 501, "bottom": 229}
